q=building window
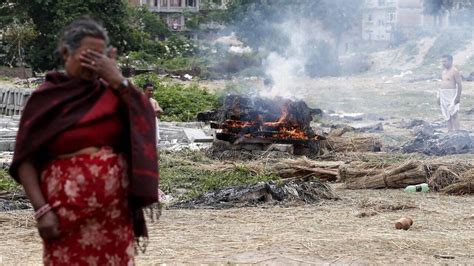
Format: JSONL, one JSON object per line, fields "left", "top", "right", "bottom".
{"left": 161, "top": 0, "right": 168, "bottom": 6}
{"left": 186, "top": 0, "right": 196, "bottom": 7}
{"left": 169, "top": 15, "right": 183, "bottom": 30}
{"left": 388, "top": 12, "right": 395, "bottom": 22}
{"left": 368, "top": 14, "right": 373, "bottom": 22}
{"left": 378, "top": 0, "right": 385, "bottom": 6}
{"left": 154, "top": 0, "right": 158, "bottom": 7}
{"left": 170, "top": 0, "right": 181, "bottom": 7}
{"left": 378, "top": 19, "right": 384, "bottom": 26}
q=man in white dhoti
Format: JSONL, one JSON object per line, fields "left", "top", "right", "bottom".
{"left": 438, "top": 55, "right": 463, "bottom": 132}
{"left": 144, "top": 83, "right": 164, "bottom": 144}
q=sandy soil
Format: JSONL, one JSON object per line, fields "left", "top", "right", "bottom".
{"left": 0, "top": 185, "right": 473, "bottom": 265}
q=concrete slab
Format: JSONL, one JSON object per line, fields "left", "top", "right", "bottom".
{"left": 183, "top": 128, "right": 213, "bottom": 143}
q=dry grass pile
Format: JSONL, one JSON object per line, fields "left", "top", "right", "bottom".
{"left": 339, "top": 158, "right": 474, "bottom": 194}
{"left": 428, "top": 166, "right": 460, "bottom": 191}
{"left": 165, "top": 150, "right": 344, "bottom": 181}
{"left": 200, "top": 157, "right": 342, "bottom": 181}
{"left": 441, "top": 169, "right": 474, "bottom": 195}
{"left": 323, "top": 135, "right": 383, "bottom": 153}
{"left": 343, "top": 161, "right": 427, "bottom": 189}
{"left": 320, "top": 127, "right": 382, "bottom": 154}
{"left": 270, "top": 158, "right": 341, "bottom": 181}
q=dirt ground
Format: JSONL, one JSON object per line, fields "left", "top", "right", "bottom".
{"left": 1, "top": 75, "right": 474, "bottom": 264}
{"left": 1, "top": 185, "right": 473, "bottom": 265}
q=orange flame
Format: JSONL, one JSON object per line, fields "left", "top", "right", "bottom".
{"left": 220, "top": 105, "right": 316, "bottom": 141}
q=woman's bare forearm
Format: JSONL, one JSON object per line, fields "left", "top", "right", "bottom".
{"left": 18, "top": 160, "right": 47, "bottom": 210}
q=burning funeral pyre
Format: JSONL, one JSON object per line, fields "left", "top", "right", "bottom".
{"left": 198, "top": 95, "right": 324, "bottom": 155}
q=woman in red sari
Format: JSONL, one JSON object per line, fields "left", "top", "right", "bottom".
{"left": 9, "top": 18, "right": 159, "bottom": 265}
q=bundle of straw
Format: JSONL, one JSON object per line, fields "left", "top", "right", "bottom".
{"left": 324, "top": 135, "right": 382, "bottom": 153}
{"left": 344, "top": 161, "right": 427, "bottom": 189}
{"left": 441, "top": 169, "right": 474, "bottom": 195}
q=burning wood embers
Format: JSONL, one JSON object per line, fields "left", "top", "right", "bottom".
{"left": 198, "top": 95, "right": 324, "bottom": 155}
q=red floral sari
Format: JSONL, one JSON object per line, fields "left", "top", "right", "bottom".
{"left": 10, "top": 72, "right": 159, "bottom": 265}
{"left": 41, "top": 148, "right": 135, "bottom": 265}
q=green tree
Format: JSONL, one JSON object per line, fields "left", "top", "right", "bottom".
{"left": 1, "top": 20, "right": 37, "bottom": 67}
{"left": 9, "top": 0, "right": 138, "bottom": 71}
{"left": 128, "top": 6, "right": 170, "bottom": 41}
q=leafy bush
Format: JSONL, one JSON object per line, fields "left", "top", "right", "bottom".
{"left": 157, "top": 56, "right": 196, "bottom": 71}
{"left": 0, "top": 170, "right": 19, "bottom": 191}
{"left": 133, "top": 73, "right": 219, "bottom": 121}
{"left": 163, "top": 35, "right": 198, "bottom": 59}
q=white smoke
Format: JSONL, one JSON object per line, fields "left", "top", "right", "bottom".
{"left": 260, "top": 18, "right": 334, "bottom": 99}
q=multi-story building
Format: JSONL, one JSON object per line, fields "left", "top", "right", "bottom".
{"left": 361, "top": 0, "right": 456, "bottom": 42}
{"left": 363, "top": 0, "right": 421, "bottom": 41}
{"left": 129, "top": 0, "right": 229, "bottom": 32}
{"left": 129, "top": 0, "right": 200, "bottom": 31}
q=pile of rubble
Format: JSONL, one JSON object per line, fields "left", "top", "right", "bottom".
{"left": 159, "top": 122, "right": 213, "bottom": 151}
{"left": 0, "top": 116, "right": 19, "bottom": 154}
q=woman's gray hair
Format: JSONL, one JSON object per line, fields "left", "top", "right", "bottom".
{"left": 59, "top": 18, "right": 110, "bottom": 54}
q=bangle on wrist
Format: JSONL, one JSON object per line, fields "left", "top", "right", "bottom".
{"left": 114, "top": 79, "right": 129, "bottom": 91}
{"left": 34, "top": 203, "right": 52, "bottom": 220}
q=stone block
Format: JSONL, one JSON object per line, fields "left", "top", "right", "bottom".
{"left": 265, "top": 144, "right": 294, "bottom": 154}
{"left": 183, "top": 128, "right": 213, "bottom": 143}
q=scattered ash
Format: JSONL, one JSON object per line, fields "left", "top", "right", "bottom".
{"left": 170, "top": 177, "right": 339, "bottom": 209}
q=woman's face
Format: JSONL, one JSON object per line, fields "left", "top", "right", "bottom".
{"left": 62, "top": 37, "right": 106, "bottom": 80}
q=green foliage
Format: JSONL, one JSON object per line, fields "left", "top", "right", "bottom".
{"left": 0, "top": 170, "right": 19, "bottom": 191}
{"left": 159, "top": 149, "right": 280, "bottom": 200}
{"left": 0, "top": 20, "right": 37, "bottom": 67}
{"left": 162, "top": 35, "right": 198, "bottom": 59}
{"left": 0, "top": 76, "right": 12, "bottom": 81}
{"left": 8, "top": 0, "right": 141, "bottom": 71}
{"left": 121, "top": 35, "right": 198, "bottom": 71}
{"left": 133, "top": 73, "right": 219, "bottom": 121}
{"left": 128, "top": 6, "right": 170, "bottom": 41}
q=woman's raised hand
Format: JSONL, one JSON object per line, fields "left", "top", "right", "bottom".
{"left": 80, "top": 48, "right": 124, "bottom": 89}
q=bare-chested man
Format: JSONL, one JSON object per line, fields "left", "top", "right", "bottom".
{"left": 438, "top": 54, "right": 463, "bottom": 132}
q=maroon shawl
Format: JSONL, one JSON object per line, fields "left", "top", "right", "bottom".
{"left": 9, "top": 72, "right": 159, "bottom": 239}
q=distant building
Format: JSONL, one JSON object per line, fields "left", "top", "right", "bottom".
{"left": 363, "top": 0, "right": 421, "bottom": 42}
{"left": 128, "top": 0, "right": 199, "bottom": 31}
{"left": 128, "top": 0, "right": 228, "bottom": 32}
{"left": 200, "top": 0, "right": 229, "bottom": 10}
{"left": 361, "top": 0, "right": 464, "bottom": 42}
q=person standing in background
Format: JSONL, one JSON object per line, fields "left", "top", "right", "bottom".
{"left": 438, "top": 54, "right": 463, "bottom": 132}
{"left": 144, "top": 83, "right": 164, "bottom": 144}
